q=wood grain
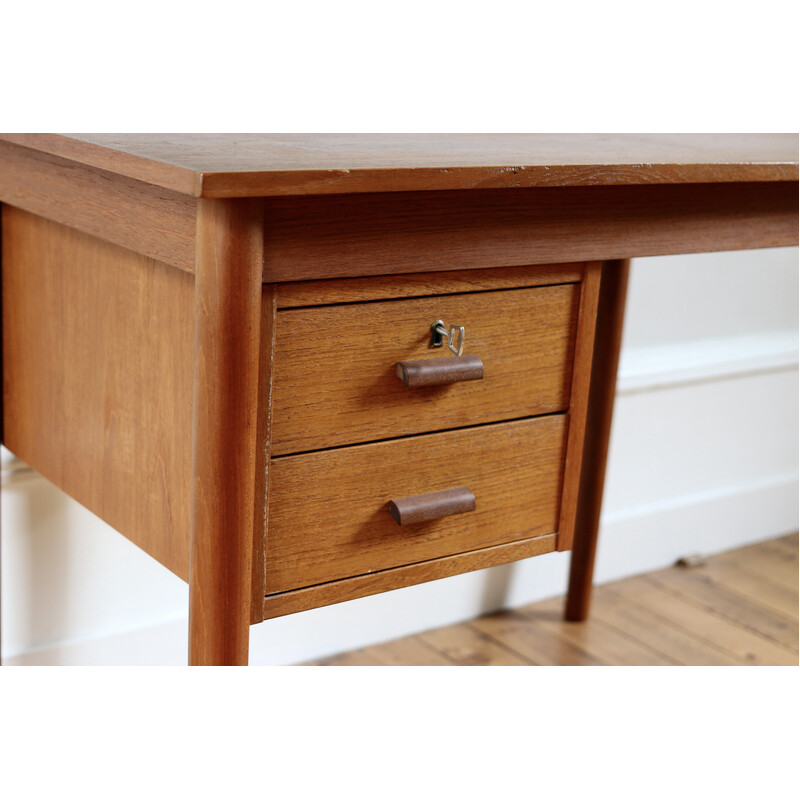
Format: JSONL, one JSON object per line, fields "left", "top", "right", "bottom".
{"left": 1, "top": 208, "right": 194, "bottom": 578}
{"left": 522, "top": 597, "right": 678, "bottom": 665}
{"left": 764, "top": 535, "right": 798, "bottom": 557}
{"left": 275, "top": 263, "right": 584, "bottom": 308}
{"left": 700, "top": 557, "right": 799, "bottom": 621}
{"left": 645, "top": 567, "right": 798, "bottom": 652}
{"left": 577, "top": 587, "right": 743, "bottom": 666}
{"left": 261, "top": 534, "right": 557, "bottom": 620}
{"left": 699, "top": 539, "right": 799, "bottom": 618}
{"left": 716, "top": 540, "right": 798, "bottom": 592}
{"left": 565, "top": 260, "right": 630, "bottom": 619}
{"left": 271, "top": 285, "right": 579, "bottom": 454}
{"left": 470, "top": 609, "right": 607, "bottom": 666}
{"left": 347, "top": 637, "right": 454, "bottom": 666}
{"left": 189, "top": 198, "right": 265, "bottom": 666}
{"left": 419, "top": 623, "right": 531, "bottom": 666}
{"left": 265, "top": 416, "right": 566, "bottom": 594}
{"left": 2, "top": 134, "right": 795, "bottom": 198}
{"left": 262, "top": 183, "right": 798, "bottom": 282}
{"left": 557, "top": 262, "right": 602, "bottom": 551}
{"left": 0, "top": 139, "right": 196, "bottom": 272}
{"left": 608, "top": 576, "right": 797, "bottom": 665}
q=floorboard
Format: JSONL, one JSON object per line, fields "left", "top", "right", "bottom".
{"left": 302, "top": 533, "right": 799, "bottom": 666}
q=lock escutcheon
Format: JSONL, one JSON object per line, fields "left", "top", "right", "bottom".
{"left": 429, "top": 320, "right": 466, "bottom": 357}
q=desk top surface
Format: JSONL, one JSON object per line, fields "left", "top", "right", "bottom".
{"left": 1, "top": 133, "right": 797, "bottom": 198}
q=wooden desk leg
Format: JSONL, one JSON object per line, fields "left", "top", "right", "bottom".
{"left": 565, "top": 259, "right": 630, "bottom": 621}
{"left": 189, "top": 198, "right": 264, "bottom": 666}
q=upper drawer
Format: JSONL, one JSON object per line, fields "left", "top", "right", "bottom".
{"left": 271, "top": 283, "right": 580, "bottom": 455}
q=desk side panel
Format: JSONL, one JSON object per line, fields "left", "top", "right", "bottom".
{"left": 1, "top": 208, "right": 194, "bottom": 579}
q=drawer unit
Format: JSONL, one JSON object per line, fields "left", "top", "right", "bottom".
{"left": 265, "top": 415, "right": 567, "bottom": 593}
{"left": 261, "top": 262, "right": 602, "bottom": 608}
{"left": 271, "top": 282, "right": 581, "bottom": 454}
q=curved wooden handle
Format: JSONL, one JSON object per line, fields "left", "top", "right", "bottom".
{"left": 395, "top": 355, "right": 484, "bottom": 387}
{"left": 388, "top": 487, "right": 476, "bottom": 525}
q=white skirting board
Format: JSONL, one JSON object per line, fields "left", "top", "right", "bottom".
{"left": 2, "top": 328, "right": 798, "bottom": 665}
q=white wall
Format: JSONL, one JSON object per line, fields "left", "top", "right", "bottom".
{"left": 2, "top": 247, "right": 797, "bottom": 665}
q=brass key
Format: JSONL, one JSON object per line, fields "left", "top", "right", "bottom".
{"left": 429, "top": 319, "right": 466, "bottom": 356}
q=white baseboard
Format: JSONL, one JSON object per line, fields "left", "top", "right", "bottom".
{"left": 3, "top": 615, "right": 189, "bottom": 667}
{"left": 5, "top": 473, "right": 796, "bottom": 666}
{"left": 617, "top": 330, "right": 798, "bottom": 394}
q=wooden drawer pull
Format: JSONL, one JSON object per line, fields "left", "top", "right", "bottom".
{"left": 396, "top": 355, "right": 484, "bottom": 387}
{"left": 388, "top": 487, "right": 476, "bottom": 525}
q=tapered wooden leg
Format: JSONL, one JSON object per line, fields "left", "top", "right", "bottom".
{"left": 565, "top": 259, "right": 630, "bottom": 621}
{"left": 189, "top": 198, "right": 264, "bottom": 665}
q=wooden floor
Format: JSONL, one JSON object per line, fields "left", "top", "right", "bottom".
{"left": 305, "top": 533, "right": 799, "bottom": 666}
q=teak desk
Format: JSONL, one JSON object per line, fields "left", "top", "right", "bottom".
{"left": 0, "top": 134, "right": 797, "bottom": 666}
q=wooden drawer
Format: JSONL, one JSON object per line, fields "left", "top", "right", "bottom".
{"left": 265, "top": 414, "right": 567, "bottom": 593}
{"left": 271, "top": 283, "right": 580, "bottom": 454}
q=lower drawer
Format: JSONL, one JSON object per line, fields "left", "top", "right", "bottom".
{"left": 265, "top": 414, "right": 567, "bottom": 593}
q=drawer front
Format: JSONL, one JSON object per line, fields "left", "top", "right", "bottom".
{"left": 265, "top": 415, "right": 566, "bottom": 593}
{"left": 271, "top": 283, "right": 579, "bottom": 455}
